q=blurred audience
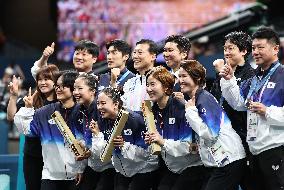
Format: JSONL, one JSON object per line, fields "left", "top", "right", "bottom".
{"left": 0, "top": 64, "right": 26, "bottom": 138}
{"left": 57, "top": 0, "right": 253, "bottom": 62}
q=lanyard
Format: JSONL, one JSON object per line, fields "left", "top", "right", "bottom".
{"left": 117, "top": 70, "right": 130, "bottom": 85}
{"left": 246, "top": 62, "right": 280, "bottom": 102}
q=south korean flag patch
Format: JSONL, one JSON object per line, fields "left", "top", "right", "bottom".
{"left": 169, "top": 118, "right": 175, "bottom": 124}
{"left": 267, "top": 82, "right": 276, "bottom": 89}
{"left": 48, "top": 118, "right": 56, "bottom": 125}
{"left": 124, "top": 129, "right": 132, "bottom": 136}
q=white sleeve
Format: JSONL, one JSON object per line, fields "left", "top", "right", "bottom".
{"left": 265, "top": 105, "right": 284, "bottom": 126}
{"left": 14, "top": 107, "right": 35, "bottom": 135}
{"left": 185, "top": 106, "right": 216, "bottom": 142}
{"left": 163, "top": 139, "right": 190, "bottom": 157}
{"left": 220, "top": 77, "right": 247, "bottom": 111}
{"left": 121, "top": 142, "right": 150, "bottom": 162}
{"left": 121, "top": 80, "right": 130, "bottom": 108}
{"left": 90, "top": 132, "right": 107, "bottom": 157}
{"left": 31, "top": 60, "right": 41, "bottom": 80}
{"left": 76, "top": 160, "right": 88, "bottom": 173}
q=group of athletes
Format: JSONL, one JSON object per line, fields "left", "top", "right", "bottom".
{"left": 6, "top": 26, "right": 284, "bottom": 190}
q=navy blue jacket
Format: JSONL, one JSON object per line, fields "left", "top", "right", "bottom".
{"left": 152, "top": 96, "right": 193, "bottom": 141}
{"left": 98, "top": 67, "right": 135, "bottom": 92}
{"left": 78, "top": 100, "right": 99, "bottom": 148}
{"left": 97, "top": 109, "right": 147, "bottom": 149}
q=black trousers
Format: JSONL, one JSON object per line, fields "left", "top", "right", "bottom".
{"left": 251, "top": 146, "right": 284, "bottom": 190}
{"left": 238, "top": 155, "right": 258, "bottom": 190}
{"left": 41, "top": 179, "right": 77, "bottom": 190}
{"left": 172, "top": 165, "right": 209, "bottom": 190}
{"left": 157, "top": 168, "right": 179, "bottom": 190}
{"left": 78, "top": 166, "right": 115, "bottom": 190}
{"left": 114, "top": 171, "right": 158, "bottom": 190}
{"left": 23, "top": 154, "right": 44, "bottom": 190}
{"left": 204, "top": 159, "right": 246, "bottom": 190}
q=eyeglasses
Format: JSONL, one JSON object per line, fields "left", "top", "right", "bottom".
{"left": 223, "top": 46, "right": 236, "bottom": 52}
{"left": 54, "top": 84, "right": 66, "bottom": 91}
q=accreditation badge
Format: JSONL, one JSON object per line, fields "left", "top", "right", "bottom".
{"left": 208, "top": 141, "right": 229, "bottom": 167}
{"left": 247, "top": 111, "right": 258, "bottom": 141}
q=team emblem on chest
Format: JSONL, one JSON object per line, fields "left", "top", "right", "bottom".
{"left": 169, "top": 118, "right": 175, "bottom": 124}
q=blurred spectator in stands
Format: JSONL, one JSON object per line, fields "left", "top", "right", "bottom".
{"left": 9, "top": 61, "right": 26, "bottom": 80}
{"left": 191, "top": 41, "right": 207, "bottom": 59}
{"left": 57, "top": 0, "right": 250, "bottom": 62}
{"left": 0, "top": 64, "right": 26, "bottom": 138}
{"left": 192, "top": 36, "right": 218, "bottom": 59}
{"left": 0, "top": 67, "right": 14, "bottom": 112}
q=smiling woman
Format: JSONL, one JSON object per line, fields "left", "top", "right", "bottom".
{"left": 73, "top": 73, "right": 97, "bottom": 107}
{"left": 91, "top": 87, "right": 159, "bottom": 190}
{"left": 14, "top": 71, "right": 88, "bottom": 190}
{"left": 145, "top": 66, "right": 206, "bottom": 190}
{"left": 33, "top": 65, "right": 59, "bottom": 109}
{"left": 180, "top": 60, "right": 246, "bottom": 190}
{"left": 7, "top": 64, "right": 59, "bottom": 190}
{"left": 14, "top": 70, "right": 86, "bottom": 190}
{"left": 73, "top": 73, "right": 117, "bottom": 190}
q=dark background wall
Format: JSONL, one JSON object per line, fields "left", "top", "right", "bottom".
{"left": 0, "top": 0, "right": 58, "bottom": 83}
{"left": 0, "top": 0, "right": 57, "bottom": 51}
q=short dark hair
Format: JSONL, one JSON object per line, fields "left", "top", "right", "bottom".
{"left": 252, "top": 26, "right": 280, "bottom": 46}
{"left": 74, "top": 40, "right": 100, "bottom": 57}
{"left": 55, "top": 70, "right": 79, "bottom": 92}
{"left": 165, "top": 35, "right": 191, "bottom": 56}
{"left": 106, "top": 39, "right": 131, "bottom": 58}
{"left": 136, "top": 39, "right": 158, "bottom": 55}
{"left": 225, "top": 31, "right": 252, "bottom": 60}
{"left": 180, "top": 60, "right": 206, "bottom": 87}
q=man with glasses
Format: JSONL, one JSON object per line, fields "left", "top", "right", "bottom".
{"left": 210, "top": 31, "right": 255, "bottom": 190}
{"left": 220, "top": 27, "right": 284, "bottom": 190}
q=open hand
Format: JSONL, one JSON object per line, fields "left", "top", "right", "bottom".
{"left": 8, "top": 75, "right": 20, "bottom": 97}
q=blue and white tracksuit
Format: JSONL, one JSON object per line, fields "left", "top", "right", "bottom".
{"left": 92, "top": 109, "right": 159, "bottom": 177}
{"left": 185, "top": 89, "right": 246, "bottom": 167}
{"left": 220, "top": 61, "right": 284, "bottom": 155}
{"left": 97, "top": 67, "right": 135, "bottom": 92}
{"left": 79, "top": 101, "right": 114, "bottom": 172}
{"left": 152, "top": 97, "right": 202, "bottom": 173}
{"left": 15, "top": 102, "right": 86, "bottom": 180}
{"left": 121, "top": 74, "right": 149, "bottom": 112}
